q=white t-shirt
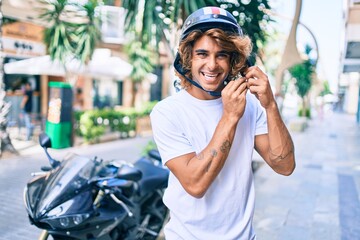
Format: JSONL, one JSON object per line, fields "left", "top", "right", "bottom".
{"left": 150, "top": 90, "right": 268, "bottom": 240}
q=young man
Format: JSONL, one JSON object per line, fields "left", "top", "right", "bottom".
{"left": 150, "top": 6, "right": 295, "bottom": 239}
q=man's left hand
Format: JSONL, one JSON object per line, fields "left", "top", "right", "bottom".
{"left": 244, "top": 66, "right": 275, "bottom": 109}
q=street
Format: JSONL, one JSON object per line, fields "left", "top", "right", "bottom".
{"left": 254, "top": 112, "right": 360, "bottom": 240}
{"left": 0, "top": 112, "right": 359, "bottom": 239}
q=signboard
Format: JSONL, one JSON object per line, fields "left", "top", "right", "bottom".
{"left": 2, "top": 22, "right": 46, "bottom": 57}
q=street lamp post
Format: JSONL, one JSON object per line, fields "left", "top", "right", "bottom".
{"left": 0, "top": 0, "right": 18, "bottom": 157}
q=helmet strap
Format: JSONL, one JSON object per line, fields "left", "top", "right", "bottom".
{"left": 174, "top": 54, "right": 224, "bottom": 97}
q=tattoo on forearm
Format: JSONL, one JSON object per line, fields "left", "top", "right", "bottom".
{"left": 220, "top": 140, "right": 231, "bottom": 153}
{"left": 187, "top": 152, "right": 204, "bottom": 166}
{"left": 211, "top": 149, "right": 217, "bottom": 158}
{"left": 196, "top": 152, "right": 204, "bottom": 160}
{"left": 269, "top": 148, "right": 293, "bottom": 160}
{"left": 206, "top": 149, "right": 217, "bottom": 172}
{"left": 206, "top": 160, "right": 213, "bottom": 172}
{"left": 269, "top": 141, "right": 294, "bottom": 161}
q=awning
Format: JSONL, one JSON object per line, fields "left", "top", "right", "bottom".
{"left": 4, "top": 49, "right": 134, "bottom": 79}
{"left": 86, "top": 49, "right": 133, "bottom": 79}
{"left": 4, "top": 55, "right": 84, "bottom": 76}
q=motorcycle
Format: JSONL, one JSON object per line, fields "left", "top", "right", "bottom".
{"left": 24, "top": 133, "right": 169, "bottom": 240}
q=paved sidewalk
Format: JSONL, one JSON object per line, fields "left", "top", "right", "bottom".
{"left": 253, "top": 112, "right": 360, "bottom": 240}
{"left": 1, "top": 112, "right": 359, "bottom": 240}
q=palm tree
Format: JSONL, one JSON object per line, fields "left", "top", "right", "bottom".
{"left": 125, "top": 41, "right": 154, "bottom": 107}
{"left": 122, "top": 0, "right": 272, "bottom": 62}
{"left": 38, "top": 0, "right": 102, "bottom": 146}
{"left": 288, "top": 44, "right": 315, "bottom": 117}
{"left": 39, "top": 0, "right": 101, "bottom": 72}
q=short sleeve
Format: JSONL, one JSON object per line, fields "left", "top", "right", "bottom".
{"left": 150, "top": 104, "right": 195, "bottom": 165}
{"left": 255, "top": 100, "right": 268, "bottom": 136}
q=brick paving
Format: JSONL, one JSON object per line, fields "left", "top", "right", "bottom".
{"left": 0, "top": 112, "right": 359, "bottom": 239}
{"left": 253, "top": 112, "right": 360, "bottom": 240}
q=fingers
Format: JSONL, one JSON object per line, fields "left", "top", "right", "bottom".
{"left": 221, "top": 78, "right": 248, "bottom": 119}
{"left": 243, "top": 66, "right": 277, "bottom": 109}
{"left": 226, "top": 77, "right": 246, "bottom": 90}
{"left": 244, "top": 66, "right": 267, "bottom": 80}
{"left": 223, "top": 77, "right": 247, "bottom": 95}
{"left": 247, "top": 77, "right": 270, "bottom": 97}
{"left": 243, "top": 66, "right": 270, "bottom": 91}
{"left": 246, "top": 77, "right": 257, "bottom": 88}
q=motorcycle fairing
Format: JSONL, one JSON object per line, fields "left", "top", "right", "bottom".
{"left": 27, "top": 153, "right": 100, "bottom": 219}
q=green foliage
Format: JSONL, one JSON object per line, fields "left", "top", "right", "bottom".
{"left": 288, "top": 59, "right": 314, "bottom": 98}
{"left": 136, "top": 101, "right": 158, "bottom": 117}
{"left": 142, "top": 140, "right": 158, "bottom": 156}
{"left": 72, "top": 0, "right": 101, "bottom": 63}
{"left": 79, "top": 111, "right": 106, "bottom": 143}
{"left": 125, "top": 41, "right": 155, "bottom": 83}
{"left": 40, "top": 0, "right": 71, "bottom": 63}
{"left": 39, "top": 0, "right": 101, "bottom": 65}
{"left": 222, "top": 0, "right": 272, "bottom": 62}
{"left": 111, "top": 109, "right": 137, "bottom": 134}
{"left": 288, "top": 43, "right": 316, "bottom": 118}
{"left": 297, "top": 107, "right": 311, "bottom": 118}
{"left": 74, "top": 101, "right": 158, "bottom": 143}
{"left": 319, "top": 81, "right": 332, "bottom": 96}
{"left": 289, "top": 59, "right": 314, "bottom": 118}
{"left": 122, "top": 0, "right": 272, "bottom": 61}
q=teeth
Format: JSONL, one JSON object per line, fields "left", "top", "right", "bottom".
{"left": 205, "top": 74, "right": 216, "bottom": 77}
{"left": 202, "top": 72, "right": 217, "bottom": 78}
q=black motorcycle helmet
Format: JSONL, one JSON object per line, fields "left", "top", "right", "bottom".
{"left": 174, "top": 6, "right": 245, "bottom": 96}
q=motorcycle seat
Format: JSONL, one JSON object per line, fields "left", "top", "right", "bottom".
{"left": 148, "top": 149, "right": 162, "bottom": 162}
{"left": 134, "top": 157, "right": 169, "bottom": 196}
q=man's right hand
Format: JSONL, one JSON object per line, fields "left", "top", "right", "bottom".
{"left": 221, "top": 77, "right": 248, "bottom": 124}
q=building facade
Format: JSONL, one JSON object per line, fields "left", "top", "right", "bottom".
{"left": 1, "top": 0, "right": 171, "bottom": 129}
{"left": 339, "top": 0, "right": 360, "bottom": 119}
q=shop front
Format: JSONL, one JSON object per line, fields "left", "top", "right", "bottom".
{"left": 2, "top": 21, "right": 46, "bottom": 135}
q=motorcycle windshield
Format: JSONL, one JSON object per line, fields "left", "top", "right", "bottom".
{"left": 36, "top": 153, "right": 99, "bottom": 216}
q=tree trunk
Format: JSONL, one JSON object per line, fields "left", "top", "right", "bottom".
{"left": 0, "top": 1, "right": 18, "bottom": 156}
{"left": 302, "top": 97, "right": 307, "bottom": 117}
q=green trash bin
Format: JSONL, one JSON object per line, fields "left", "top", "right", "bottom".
{"left": 45, "top": 82, "right": 73, "bottom": 149}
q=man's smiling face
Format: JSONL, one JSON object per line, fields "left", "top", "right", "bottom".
{"left": 190, "top": 35, "right": 231, "bottom": 99}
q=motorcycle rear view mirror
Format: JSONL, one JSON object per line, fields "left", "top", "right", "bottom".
{"left": 39, "top": 132, "right": 52, "bottom": 149}
{"left": 39, "top": 133, "right": 60, "bottom": 168}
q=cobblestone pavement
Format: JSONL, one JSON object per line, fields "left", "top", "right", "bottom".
{"left": 1, "top": 112, "right": 359, "bottom": 240}
{"left": 253, "top": 112, "right": 360, "bottom": 240}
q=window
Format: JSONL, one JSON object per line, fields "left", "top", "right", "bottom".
{"left": 101, "top": 6, "right": 127, "bottom": 44}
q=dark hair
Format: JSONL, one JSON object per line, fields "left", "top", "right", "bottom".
{"left": 176, "top": 28, "right": 252, "bottom": 88}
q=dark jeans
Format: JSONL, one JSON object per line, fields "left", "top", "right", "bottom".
{"left": 21, "top": 110, "right": 34, "bottom": 140}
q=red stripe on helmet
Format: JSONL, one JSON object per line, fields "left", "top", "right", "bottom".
{"left": 211, "top": 7, "right": 221, "bottom": 15}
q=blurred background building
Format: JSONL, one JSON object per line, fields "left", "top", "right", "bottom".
{"left": 1, "top": 0, "right": 170, "bottom": 129}
{"left": 2, "top": 0, "right": 360, "bottom": 131}
{"left": 339, "top": 0, "right": 360, "bottom": 121}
